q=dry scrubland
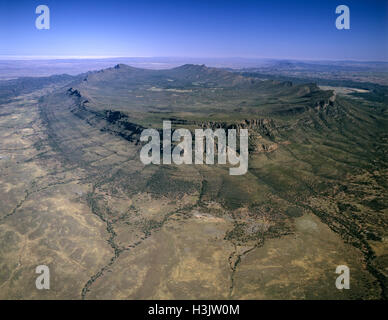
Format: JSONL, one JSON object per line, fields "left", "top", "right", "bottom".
{"left": 0, "top": 64, "right": 387, "bottom": 299}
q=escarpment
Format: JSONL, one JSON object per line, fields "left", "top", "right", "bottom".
{"left": 65, "top": 85, "right": 336, "bottom": 155}
{"left": 67, "top": 87, "right": 146, "bottom": 143}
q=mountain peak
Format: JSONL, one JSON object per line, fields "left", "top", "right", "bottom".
{"left": 175, "top": 64, "right": 208, "bottom": 70}
{"left": 111, "top": 63, "right": 140, "bottom": 70}
{"left": 114, "top": 63, "right": 125, "bottom": 69}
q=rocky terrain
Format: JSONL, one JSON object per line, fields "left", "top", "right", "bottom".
{"left": 0, "top": 64, "right": 387, "bottom": 299}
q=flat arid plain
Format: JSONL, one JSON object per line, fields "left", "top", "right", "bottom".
{"left": 0, "top": 60, "right": 387, "bottom": 299}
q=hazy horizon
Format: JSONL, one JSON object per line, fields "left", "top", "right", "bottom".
{"left": 1, "top": 55, "right": 388, "bottom": 63}
{"left": 1, "top": 0, "right": 387, "bottom": 61}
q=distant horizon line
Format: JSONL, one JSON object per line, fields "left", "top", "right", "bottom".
{"left": 0, "top": 55, "right": 387, "bottom": 63}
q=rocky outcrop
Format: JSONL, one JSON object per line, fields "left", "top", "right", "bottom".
{"left": 67, "top": 87, "right": 145, "bottom": 143}
{"left": 67, "top": 87, "right": 82, "bottom": 98}
{"left": 314, "top": 92, "right": 336, "bottom": 110}
{"left": 192, "top": 118, "right": 278, "bottom": 139}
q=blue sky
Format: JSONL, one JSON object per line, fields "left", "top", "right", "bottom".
{"left": 0, "top": 0, "right": 387, "bottom": 61}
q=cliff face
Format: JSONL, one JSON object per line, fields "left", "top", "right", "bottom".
{"left": 314, "top": 92, "right": 336, "bottom": 110}
{"left": 66, "top": 87, "right": 143, "bottom": 144}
